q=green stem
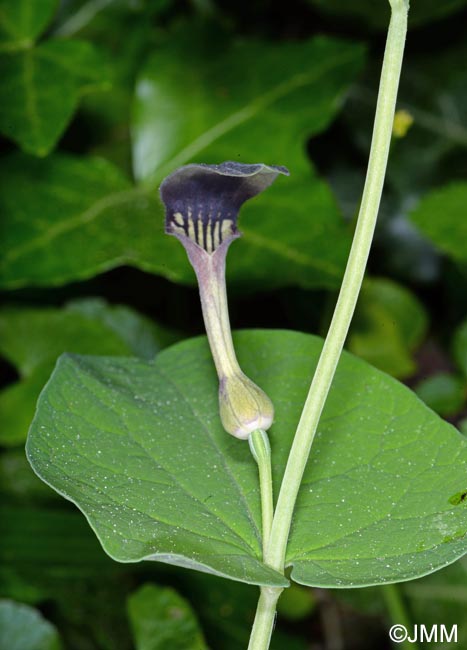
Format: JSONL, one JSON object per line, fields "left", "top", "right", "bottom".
{"left": 247, "top": 2, "right": 409, "bottom": 649}
{"left": 247, "top": 587, "right": 282, "bottom": 650}
{"left": 249, "top": 429, "right": 274, "bottom": 556}
{"left": 265, "top": 0, "right": 409, "bottom": 576}
{"left": 382, "top": 583, "right": 419, "bottom": 650}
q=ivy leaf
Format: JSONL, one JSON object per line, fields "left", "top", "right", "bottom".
{"left": 27, "top": 331, "right": 467, "bottom": 587}
{"left": 127, "top": 584, "right": 207, "bottom": 650}
{"left": 0, "top": 0, "right": 57, "bottom": 50}
{"left": 0, "top": 300, "right": 170, "bottom": 446}
{"left": 132, "top": 28, "right": 365, "bottom": 182}
{"left": 0, "top": 599, "right": 62, "bottom": 650}
{"left": 349, "top": 277, "right": 428, "bottom": 378}
{"left": 0, "top": 152, "right": 350, "bottom": 290}
{"left": 0, "top": 30, "right": 363, "bottom": 290}
{"left": 409, "top": 183, "right": 467, "bottom": 265}
{"left": 0, "top": 38, "right": 111, "bottom": 155}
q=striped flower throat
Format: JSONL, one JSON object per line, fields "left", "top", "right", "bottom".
{"left": 169, "top": 204, "right": 235, "bottom": 254}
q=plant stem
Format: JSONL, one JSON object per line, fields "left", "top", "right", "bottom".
{"left": 247, "top": 587, "right": 282, "bottom": 650}
{"left": 247, "top": 2, "right": 409, "bottom": 648}
{"left": 382, "top": 583, "right": 419, "bottom": 650}
{"left": 249, "top": 429, "right": 274, "bottom": 556}
{"left": 266, "top": 0, "right": 409, "bottom": 576}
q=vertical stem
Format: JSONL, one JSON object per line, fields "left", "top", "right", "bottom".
{"left": 248, "top": 2, "right": 409, "bottom": 648}
{"left": 382, "top": 584, "right": 419, "bottom": 650}
{"left": 247, "top": 587, "right": 282, "bottom": 650}
{"left": 265, "top": 0, "right": 409, "bottom": 575}
{"left": 249, "top": 429, "right": 274, "bottom": 556}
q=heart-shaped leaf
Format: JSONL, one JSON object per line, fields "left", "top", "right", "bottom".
{"left": 27, "top": 331, "right": 467, "bottom": 587}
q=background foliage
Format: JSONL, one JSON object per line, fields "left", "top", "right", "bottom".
{"left": 1, "top": 0, "right": 467, "bottom": 647}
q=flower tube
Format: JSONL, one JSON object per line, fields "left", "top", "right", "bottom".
{"left": 160, "top": 161, "right": 288, "bottom": 439}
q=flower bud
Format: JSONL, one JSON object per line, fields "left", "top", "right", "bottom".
{"left": 219, "top": 372, "right": 274, "bottom": 440}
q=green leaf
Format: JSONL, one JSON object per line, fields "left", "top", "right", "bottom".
{"left": 0, "top": 505, "right": 116, "bottom": 579}
{"left": 180, "top": 572, "right": 307, "bottom": 650}
{"left": 27, "top": 331, "right": 467, "bottom": 587}
{"left": 0, "top": 0, "right": 57, "bottom": 50}
{"left": 0, "top": 152, "right": 350, "bottom": 290}
{"left": 414, "top": 373, "right": 466, "bottom": 417}
{"left": 349, "top": 278, "right": 428, "bottom": 378}
{"left": 0, "top": 153, "right": 189, "bottom": 289}
{"left": 0, "top": 31, "right": 363, "bottom": 290}
{"left": 338, "top": 558, "right": 467, "bottom": 650}
{"left": 0, "top": 450, "right": 58, "bottom": 502}
{"left": 132, "top": 27, "right": 365, "bottom": 182}
{"left": 307, "top": 0, "right": 467, "bottom": 30}
{"left": 409, "top": 183, "right": 467, "bottom": 264}
{"left": 0, "top": 300, "right": 169, "bottom": 445}
{"left": 0, "top": 39, "right": 110, "bottom": 155}
{"left": 0, "top": 599, "right": 62, "bottom": 650}
{"left": 128, "top": 584, "right": 207, "bottom": 650}
{"left": 67, "top": 298, "right": 177, "bottom": 360}
{"left": 276, "top": 584, "right": 316, "bottom": 622}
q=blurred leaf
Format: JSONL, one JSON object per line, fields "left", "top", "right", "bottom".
{"left": 0, "top": 29, "right": 364, "bottom": 290}
{"left": 307, "top": 0, "right": 467, "bottom": 31}
{"left": 0, "top": 0, "right": 57, "bottom": 50}
{"left": 0, "top": 152, "right": 351, "bottom": 290}
{"left": 0, "top": 505, "right": 117, "bottom": 583}
{"left": 0, "top": 299, "right": 169, "bottom": 445}
{"left": 0, "top": 38, "right": 111, "bottom": 155}
{"left": 27, "top": 330, "right": 467, "bottom": 588}
{"left": 0, "top": 449, "right": 57, "bottom": 502}
{"left": 338, "top": 557, "right": 467, "bottom": 649}
{"left": 183, "top": 573, "right": 306, "bottom": 650}
{"left": 0, "top": 599, "right": 62, "bottom": 650}
{"left": 349, "top": 277, "right": 428, "bottom": 378}
{"left": 67, "top": 298, "right": 177, "bottom": 359}
{"left": 403, "top": 556, "right": 467, "bottom": 648}
{"left": 276, "top": 584, "right": 316, "bottom": 622}
{"left": 127, "top": 584, "right": 207, "bottom": 650}
{"left": 453, "top": 318, "right": 467, "bottom": 377}
{"left": 0, "top": 153, "right": 188, "bottom": 289}
{"left": 340, "top": 41, "right": 467, "bottom": 283}
{"left": 414, "top": 373, "right": 466, "bottom": 417}
{"left": 132, "top": 27, "right": 365, "bottom": 182}
{"left": 409, "top": 183, "right": 467, "bottom": 264}
{"left": 227, "top": 173, "right": 351, "bottom": 290}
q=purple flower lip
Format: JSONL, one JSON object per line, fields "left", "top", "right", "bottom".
{"left": 160, "top": 162, "right": 289, "bottom": 254}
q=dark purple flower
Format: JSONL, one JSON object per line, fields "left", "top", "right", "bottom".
{"left": 160, "top": 162, "right": 288, "bottom": 439}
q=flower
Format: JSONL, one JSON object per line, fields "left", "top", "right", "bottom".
{"left": 160, "top": 162, "right": 289, "bottom": 439}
